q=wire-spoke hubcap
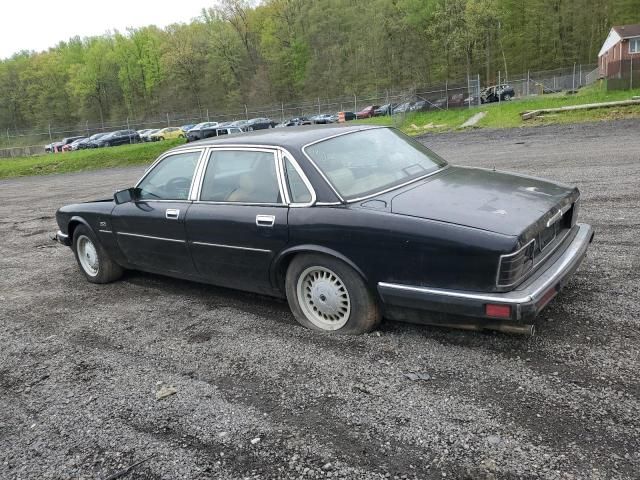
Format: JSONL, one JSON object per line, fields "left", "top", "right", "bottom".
{"left": 77, "top": 235, "right": 99, "bottom": 277}
{"left": 297, "top": 266, "right": 351, "bottom": 330}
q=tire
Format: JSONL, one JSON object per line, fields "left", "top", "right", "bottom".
{"left": 503, "top": 94, "right": 512, "bottom": 101}
{"left": 285, "top": 253, "right": 380, "bottom": 335}
{"left": 72, "top": 225, "right": 123, "bottom": 284}
{"left": 179, "top": 134, "right": 185, "bottom": 138}
{"left": 158, "top": 136, "right": 165, "bottom": 141}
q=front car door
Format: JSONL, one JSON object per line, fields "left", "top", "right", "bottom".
{"left": 185, "top": 147, "right": 292, "bottom": 294}
{"left": 110, "top": 148, "right": 204, "bottom": 275}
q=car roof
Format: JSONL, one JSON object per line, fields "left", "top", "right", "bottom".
{"left": 172, "top": 124, "right": 382, "bottom": 152}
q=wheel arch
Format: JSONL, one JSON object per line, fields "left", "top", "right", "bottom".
{"left": 67, "top": 216, "right": 93, "bottom": 241}
{"left": 271, "top": 245, "right": 369, "bottom": 292}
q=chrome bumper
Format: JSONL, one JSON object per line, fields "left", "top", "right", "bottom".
{"left": 378, "top": 223, "right": 594, "bottom": 326}
{"left": 54, "top": 230, "right": 71, "bottom": 246}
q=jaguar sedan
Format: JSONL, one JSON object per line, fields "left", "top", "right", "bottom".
{"left": 55, "top": 126, "right": 593, "bottom": 336}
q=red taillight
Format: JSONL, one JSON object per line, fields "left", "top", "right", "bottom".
{"left": 485, "top": 304, "right": 512, "bottom": 319}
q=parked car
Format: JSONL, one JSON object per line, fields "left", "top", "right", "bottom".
{"left": 310, "top": 113, "right": 337, "bottom": 124}
{"left": 186, "top": 122, "right": 219, "bottom": 142}
{"left": 392, "top": 102, "right": 414, "bottom": 114}
{"left": 409, "top": 100, "right": 431, "bottom": 112}
{"left": 447, "top": 93, "right": 466, "bottom": 108}
{"left": 92, "top": 130, "right": 140, "bottom": 147}
{"left": 280, "top": 117, "right": 313, "bottom": 127}
{"left": 63, "top": 137, "right": 88, "bottom": 151}
{"left": 140, "top": 129, "right": 160, "bottom": 142}
{"left": 76, "top": 133, "right": 109, "bottom": 149}
{"left": 244, "top": 118, "right": 277, "bottom": 130}
{"left": 215, "top": 126, "right": 244, "bottom": 136}
{"left": 374, "top": 104, "right": 396, "bottom": 116}
{"left": 149, "top": 127, "right": 185, "bottom": 141}
{"left": 341, "top": 111, "right": 357, "bottom": 121}
{"left": 481, "top": 84, "right": 515, "bottom": 103}
{"left": 47, "top": 136, "right": 85, "bottom": 153}
{"left": 54, "top": 125, "right": 593, "bottom": 337}
{"left": 181, "top": 124, "right": 196, "bottom": 132}
{"left": 138, "top": 129, "right": 152, "bottom": 137}
{"left": 355, "top": 105, "right": 379, "bottom": 119}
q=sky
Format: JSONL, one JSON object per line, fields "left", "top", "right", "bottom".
{"left": 0, "top": 0, "right": 215, "bottom": 60}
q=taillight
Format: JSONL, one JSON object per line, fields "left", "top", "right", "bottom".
{"left": 485, "top": 304, "right": 512, "bottom": 319}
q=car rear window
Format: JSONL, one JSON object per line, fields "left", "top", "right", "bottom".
{"left": 304, "top": 128, "right": 447, "bottom": 200}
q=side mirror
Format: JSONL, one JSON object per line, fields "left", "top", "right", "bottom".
{"left": 114, "top": 187, "right": 139, "bottom": 205}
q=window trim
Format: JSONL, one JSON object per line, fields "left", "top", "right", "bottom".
{"left": 279, "top": 150, "right": 317, "bottom": 207}
{"left": 630, "top": 37, "right": 640, "bottom": 54}
{"left": 194, "top": 146, "right": 286, "bottom": 206}
{"left": 134, "top": 147, "right": 206, "bottom": 203}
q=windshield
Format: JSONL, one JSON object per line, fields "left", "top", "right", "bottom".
{"left": 304, "top": 128, "right": 447, "bottom": 200}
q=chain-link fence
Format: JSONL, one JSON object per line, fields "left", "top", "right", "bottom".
{"left": 0, "top": 63, "right": 605, "bottom": 156}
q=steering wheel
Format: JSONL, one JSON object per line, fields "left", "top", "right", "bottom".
{"left": 162, "top": 177, "right": 191, "bottom": 198}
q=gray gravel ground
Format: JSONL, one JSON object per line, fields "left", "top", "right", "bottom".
{"left": 1, "top": 119, "right": 639, "bottom": 480}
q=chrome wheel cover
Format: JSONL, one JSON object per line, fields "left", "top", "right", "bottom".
{"left": 77, "top": 235, "right": 99, "bottom": 277}
{"left": 296, "top": 266, "right": 351, "bottom": 330}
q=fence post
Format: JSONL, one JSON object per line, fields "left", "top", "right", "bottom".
{"left": 631, "top": 57, "right": 634, "bottom": 90}
{"left": 445, "top": 80, "right": 449, "bottom": 110}
{"left": 48, "top": 124, "right": 52, "bottom": 142}
{"left": 498, "top": 71, "right": 501, "bottom": 104}
{"left": 572, "top": 63, "right": 576, "bottom": 91}
{"left": 244, "top": 104, "right": 248, "bottom": 120}
{"left": 579, "top": 64, "right": 582, "bottom": 86}
{"left": 317, "top": 97, "right": 321, "bottom": 115}
{"left": 477, "top": 74, "right": 481, "bottom": 107}
{"left": 353, "top": 94, "right": 357, "bottom": 112}
{"left": 206, "top": 109, "right": 210, "bottom": 122}
{"left": 527, "top": 70, "right": 530, "bottom": 96}
{"left": 166, "top": 113, "right": 170, "bottom": 127}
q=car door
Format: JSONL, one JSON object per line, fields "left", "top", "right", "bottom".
{"left": 110, "top": 149, "right": 204, "bottom": 275}
{"left": 185, "top": 148, "right": 289, "bottom": 294}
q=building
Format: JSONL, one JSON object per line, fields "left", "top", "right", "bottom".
{"left": 598, "top": 24, "right": 640, "bottom": 78}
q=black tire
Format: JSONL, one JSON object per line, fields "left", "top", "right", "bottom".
{"left": 72, "top": 225, "right": 123, "bottom": 284}
{"left": 503, "top": 94, "right": 512, "bottom": 101}
{"left": 285, "top": 253, "right": 381, "bottom": 335}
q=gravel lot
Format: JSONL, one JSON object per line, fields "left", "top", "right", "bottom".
{"left": 1, "top": 120, "right": 639, "bottom": 480}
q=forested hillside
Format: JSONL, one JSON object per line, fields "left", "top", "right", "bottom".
{"left": 0, "top": 0, "right": 638, "bottom": 134}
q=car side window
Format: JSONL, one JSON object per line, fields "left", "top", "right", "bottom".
{"left": 200, "top": 150, "right": 281, "bottom": 204}
{"left": 284, "top": 158, "right": 312, "bottom": 204}
{"left": 137, "top": 151, "right": 201, "bottom": 201}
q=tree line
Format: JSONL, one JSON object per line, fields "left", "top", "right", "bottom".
{"left": 0, "top": 0, "right": 637, "bottom": 136}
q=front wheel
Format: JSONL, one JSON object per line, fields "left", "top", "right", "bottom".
{"left": 72, "top": 225, "right": 123, "bottom": 284}
{"left": 503, "top": 94, "right": 512, "bottom": 101}
{"left": 285, "top": 254, "right": 381, "bottom": 334}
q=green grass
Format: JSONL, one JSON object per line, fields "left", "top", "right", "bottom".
{"left": 356, "top": 83, "right": 640, "bottom": 134}
{"left": 0, "top": 139, "right": 184, "bottom": 179}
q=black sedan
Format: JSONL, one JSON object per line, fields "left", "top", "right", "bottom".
{"left": 245, "top": 118, "right": 277, "bottom": 130}
{"left": 55, "top": 126, "right": 593, "bottom": 336}
{"left": 91, "top": 130, "right": 140, "bottom": 147}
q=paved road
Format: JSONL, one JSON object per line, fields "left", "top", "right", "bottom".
{"left": 1, "top": 120, "right": 639, "bottom": 479}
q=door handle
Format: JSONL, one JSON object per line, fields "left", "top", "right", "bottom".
{"left": 166, "top": 208, "right": 180, "bottom": 220}
{"left": 256, "top": 214, "right": 275, "bottom": 227}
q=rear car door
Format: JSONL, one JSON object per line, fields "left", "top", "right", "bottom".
{"left": 110, "top": 149, "right": 204, "bottom": 275}
{"left": 185, "top": 148, "right": 289, "bottom": 294}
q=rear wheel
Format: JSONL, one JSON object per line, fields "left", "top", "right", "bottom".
{"left": 285, "top": 254, "right": 380, "bottom": 334}
{"left": 72, "top": 225, "right": 123, "bottom": 284}
{"left": 503, "top": 93, "right": 512, "bottom": 101}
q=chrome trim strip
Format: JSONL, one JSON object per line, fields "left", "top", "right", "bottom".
{"left": 135, "top": 147, "right": 207, "bottom": 198}
{"left": 190, "top": 241, "right": 271, "bottom": 253}
{"left": 280, "top": 150, "right": 317, "bottom": 207}
{"left": 98, "top": 229, "right": 113, "bottom": 234}
{"left": 194, "top": 146, "right": 286, "bottom": 205}
{"left": 117, "top": 232, "right": 185, "bottom": 243}
{"left": 496, "top": 238, "right": 536, "bottom": 288}
{"left": 300, "top": 126, "right": 448, "bottom": 204}
{"left": 380, "top": 223, "right": 593, "bottom": 306}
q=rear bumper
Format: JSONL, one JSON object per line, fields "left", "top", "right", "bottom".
{"left": 378, "top": 223, "right": 594, "bottom": 330}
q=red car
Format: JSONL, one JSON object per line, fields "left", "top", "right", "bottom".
{"left": 356, "top": 105, "right": 379, "bottom": 119}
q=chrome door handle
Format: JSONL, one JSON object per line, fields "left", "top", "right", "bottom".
{"left": 256, "top": 214, "right": 275, "bottom": 227}
{"left": 166, "top": 208, "right": 180, "bottom": 220}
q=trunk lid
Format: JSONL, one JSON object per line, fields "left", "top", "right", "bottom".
{"left": 390, "top": 166, "right": 579, "bottom": 238}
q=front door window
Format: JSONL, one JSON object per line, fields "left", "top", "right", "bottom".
{"left": 137, "top": 151, "right": 201, "bottom": 201}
